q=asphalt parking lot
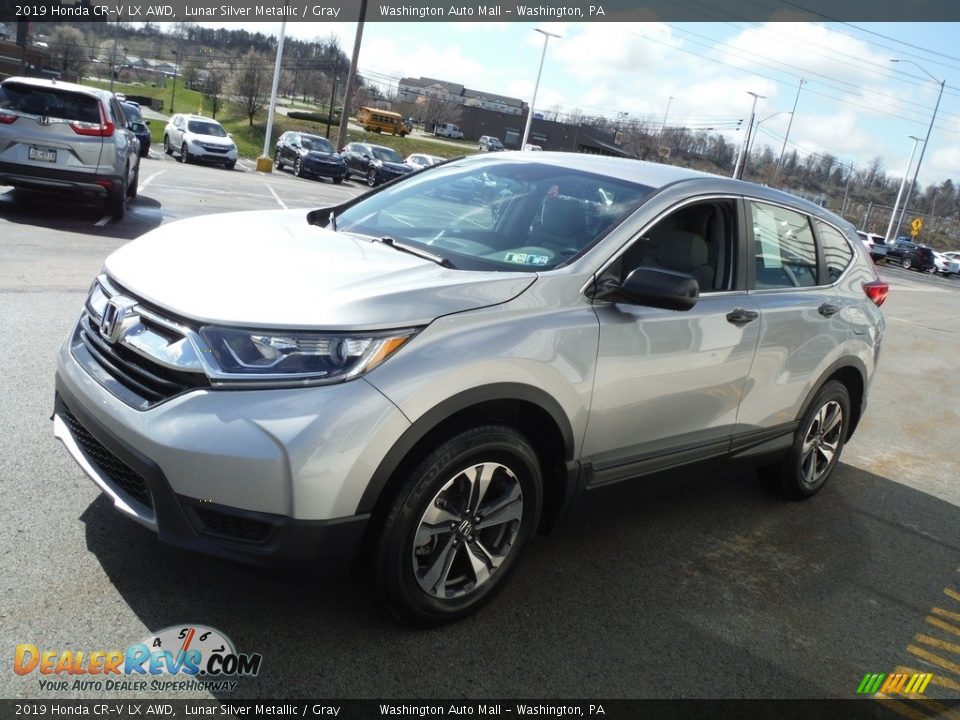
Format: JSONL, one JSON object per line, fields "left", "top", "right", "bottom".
{"left": 2, "top": 156, "right": 960, "bottom": 701}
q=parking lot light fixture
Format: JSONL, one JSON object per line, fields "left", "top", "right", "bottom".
{"left": 889, "top": 58, "right": 945, "bottom": 239}
{"left": 521, "top": 28, "right": 561, "bottom": 149}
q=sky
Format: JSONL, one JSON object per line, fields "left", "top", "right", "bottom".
{"left": 180, "top": 20, "right": 960, "bottom": 189}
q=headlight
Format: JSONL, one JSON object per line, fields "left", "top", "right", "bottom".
{"left": 197, "top": 326, "right": 418, "bottom": 386}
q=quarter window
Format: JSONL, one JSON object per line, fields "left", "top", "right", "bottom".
{"left": 750, "top": 202, "right": 818, "bottom": 289}
{"left": 815, "top": 221, "right": 854, "bottom": 283}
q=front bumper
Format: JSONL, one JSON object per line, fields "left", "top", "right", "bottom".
{"left": 53, "top": 331, "right": 411, "bottom": 568}
{"left": 303, "top": 159, "right": 348, "bottom": 179}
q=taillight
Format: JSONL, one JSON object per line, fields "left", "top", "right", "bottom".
{"left": 863, "top": 279, "right": 888, "bottom": 307}
{"left": 0, "top": 112, "right": 17, "bottom": 124}
{"left": 69, "top": 101, "right": 114, "bottom": 137}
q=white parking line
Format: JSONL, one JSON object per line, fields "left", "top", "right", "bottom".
{"left": 94, "top": 215, "right": 111, "bottom": 227}
{"left": 139, "top": 170, "right": 165, "bottom": 191}
{"left": 265, "top": 184, "right": 288, "bottom": 209}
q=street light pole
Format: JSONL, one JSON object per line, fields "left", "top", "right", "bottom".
{"left": 885, "top": 136, "right": 924, "bottom": 244}
{"left": 170, "top": 50, "right": 179, "bottom": 114}
{"left": 890, "top": 58, "right": 945, "bottom": 240}
{"left": 733, "top": 91, "right": 764, "bottom": 179}
{"left": 521, "top": 28, "right": 561, "bottom": 149}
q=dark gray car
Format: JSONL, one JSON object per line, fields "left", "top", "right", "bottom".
{"left": 0, "top": 76, "right": 140, "bottom": 219}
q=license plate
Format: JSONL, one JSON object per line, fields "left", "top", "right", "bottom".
{"left": 28, "top": 146, "right": 57, "bottom": 163}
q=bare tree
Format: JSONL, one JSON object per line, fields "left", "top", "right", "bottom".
{"left": 50, "top": 26, "right": 89, "bottom": 79}
{"left": 230, "top": 50, "right": 271, "bottom": 126}
{"left": 205, "top": 65, "right": 228, "bottom": 119}
{"left": 417, "top": 96, "right": 462, "bottom": 132}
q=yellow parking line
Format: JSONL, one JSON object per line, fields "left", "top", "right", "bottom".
{"left": 915, "top": 633, "right": 960, "bottom": 655}
{"left": 927, "top": 616, "right": 960, "bottom": 640}
{"left": 933, "top": 607, "right": 960, "bottom": 623}
{"left": 945, "top": 588, "right": 960, "bottom": 604}
{"left": 907, "top": 644, "right": 960, "bottom": 678}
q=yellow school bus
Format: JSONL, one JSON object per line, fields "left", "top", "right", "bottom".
{"left": 356, "top": 107, "right": 408, "bottom": 136}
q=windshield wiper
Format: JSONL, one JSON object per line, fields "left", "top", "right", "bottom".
{"left": 374, "top": 236, "right": 455, "bottom": 269}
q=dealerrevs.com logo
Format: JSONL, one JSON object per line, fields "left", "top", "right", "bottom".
{"left": 14, "top": 625, "right": 262, "bottom": 693}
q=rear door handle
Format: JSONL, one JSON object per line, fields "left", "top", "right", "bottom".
{"left": 818, "top": 303, "right": 839, "bottom": 317}
{"left": 726, "top": 308, "right": 759, "bottom": 325}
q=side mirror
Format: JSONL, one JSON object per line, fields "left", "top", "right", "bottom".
{"left": 144, "top": 119, "right": 151, "bottom": 126}
{"left": 596, "top": 267, "right": 699, "bottom": 311}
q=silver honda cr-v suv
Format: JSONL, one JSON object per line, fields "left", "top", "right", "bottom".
{"left": 0, "top": 76, "right": 140, "bottom": 219}
{"left": 53, "top": 153, "right": 887, "bottom": 623}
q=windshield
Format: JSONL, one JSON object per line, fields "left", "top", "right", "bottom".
{"left": 187, "top": 120, "right": 227, "bottom": 137}
{"left": 334, "top": 158, "right": 653, "bottom": 272}
{"left": 301, "top": 134, "right": 334, "bottom": 153}
{"left": 122, "top": 103, "right": 143, "bottom": 122}
{"left": 372, "top": 146, "right": 404, "bottom": 163}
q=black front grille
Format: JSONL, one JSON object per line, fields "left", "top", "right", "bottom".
{"left": 61, "top": 405, "right": 153, "bottom": 510}
{"left": 193, "top": 507, "right": 274, "bottom": 544}
{"left": 76, "top": 313, "right": 208, "bottom": 408}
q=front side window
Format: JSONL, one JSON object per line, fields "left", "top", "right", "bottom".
{"left": 815, "top": 221, "right": 854, "bottom": 283}
{"left": 750, "top": 202, "right": 818, "bottom": 289}
{"left": 334, "top": 158, "right": 653, "bottom": 272}
{"left": 611, "top": 199, "right": 738, "bottom": 292}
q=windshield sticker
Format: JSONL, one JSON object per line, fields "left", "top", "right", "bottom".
{"left": 504, "top": 253, "right": 550, "bottom": 265}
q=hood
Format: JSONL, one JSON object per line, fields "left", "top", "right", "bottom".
{"left": 381, "top": 161, "right": 412, "bottom": 173}
{"left": 307, "top": 150, "right": 343, "bottom": 161}
{"left": 104, "top": 209, "right": 536, "bottom": 331}
{"left": 187, "top": 132, "right": 232, "bottom": 145}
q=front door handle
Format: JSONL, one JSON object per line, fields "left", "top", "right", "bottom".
{"left": 726, "top": 308, "right": 759, "bottom": 325}
{"left": 818, "top": 303, "right": 839, "bottom": 317}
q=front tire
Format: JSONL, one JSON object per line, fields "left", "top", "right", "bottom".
{"left": 275, "top": 150, "right": 283, "bottom": 170}
{"left": 294, "top": 158, "right": 304, "bottom": 177}
{"left": 374, "top": 425, "right": 542, "bottom": 625}
{"left": 367, "top": 168, "right": 378, "bottom": 187}
{"left": 762, "top": 380, "right": 850, "bottom": 499}
{"left": 163, "top": 136, "right": 172, "bottom": 155}
{"left": 180, "top": 143, "right": 190, "bottom": 164}
{"left": 901, "top": 256, "right": 912, "bottom": 270}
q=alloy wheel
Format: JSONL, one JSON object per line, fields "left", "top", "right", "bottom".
{"left": 412, "top": 462, "right": 523, "bottom": 600}
{"left": 799, "top": 400, "right": 843, "bottom": 487}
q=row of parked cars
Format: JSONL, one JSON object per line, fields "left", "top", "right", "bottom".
{"left": 857, "top": 231, "right": 960, "bottom": 276}
{"left": 273, "top": 131, "right": 447, "bottom": 187}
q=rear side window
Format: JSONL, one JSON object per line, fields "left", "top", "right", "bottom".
{"left": 0, "top": 82, "right": 100, "bottom": 123}
{"left": 750, "top": 202, "right": 818, "bottom": 289}
{"left": 815, "top": 221, "right": 854, "bottom": 283}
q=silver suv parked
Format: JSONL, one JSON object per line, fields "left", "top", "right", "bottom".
{"left": 0, "top": 76, "right": 141, "bottom": 219}
{"left": 53, "top": 153, "right": 887, "bottom": 623}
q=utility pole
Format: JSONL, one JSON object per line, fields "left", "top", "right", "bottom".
{"left": 656, "top": 96, "right": 673, "bottom": 160}
{"left": 774, "top": 78, "right": 804, "bottom": 184}
{"left": 521, "top": 28, "right": 561, "bottom": 149}
{"left": 733, "top": 91, "right": 764, "bottom": 180}
{"left": 326, "top": 55, "right": 339, "bottom": 139}
{"left": 336, "top": 0, "right": 368, "bottom": 153}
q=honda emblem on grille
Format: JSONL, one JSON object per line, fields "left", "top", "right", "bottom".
{"left": 99, "top": 296, "right": 138, "bottom": 344}
{"left": 37, "top": 116, "right": 50, "bottom": 126}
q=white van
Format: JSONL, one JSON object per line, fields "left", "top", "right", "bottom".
{"left": 434, "top": 122, "right": 463, "bottom": 139}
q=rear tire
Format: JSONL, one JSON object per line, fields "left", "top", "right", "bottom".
{"left": 126, "top": 165, "right": 139, "bottom": 199}
{"left": 106, "top": 176, "right": 128, "bottom": 220}
{"left": 374, "top": 425, "right": 542, "bottom": 625}
{"left": 333, "top": 177, "right": 343, "bottom": 185}
{"left": 760, "top": 380, "right": 850, "bottom": 499}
